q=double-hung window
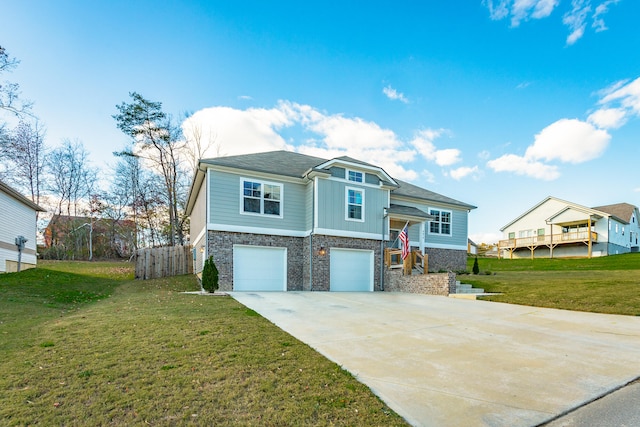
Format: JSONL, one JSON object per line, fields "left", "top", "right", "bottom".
{"left": 429, "top": 209, "right": 451, "bottom": 235}
{"left": 346, "top": 187, "right": 364, "bottom": 221}
{"left": 241, "top": 179, "right": 282, "bottom": 217}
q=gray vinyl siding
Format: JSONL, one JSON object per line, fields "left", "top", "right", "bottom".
{"left": 390, "top": 197, "right": 468, "bottom": 248}
{"left": 316, "top": 179, "right": 386, "bottom": 234}
{"left": 209, "top": 170, "right": 307, "bottom": 232}
{"left": 427, "top": 208, "right": 468, "bottom": 247}
{"left": 330, "top": 167, "right": 345, "bottom": 178}
{"left": 365, "top": 173, "right": 379, "bottom": 185}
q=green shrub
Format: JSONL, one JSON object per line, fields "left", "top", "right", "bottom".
{"left": 202, "top": 256, "right": 219, "bottom": 293}
{"left": 472, "top": 257, "right": 480, "bottom": 275}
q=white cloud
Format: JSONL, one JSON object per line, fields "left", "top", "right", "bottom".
{"left": 586, "top": 77, "right": 640, "bottom": 130}
{"left": 487, "top": 154, "right": 561, "bottom": 180}
{"left": 593, "top": 0, "right": 620, "bottom": 32}
{"left": 563, "top": 0, "right": 591, "bottom": 45}
{"left": 484, "top": 0, "right": 559, "bottom": 26}
{"left": 478, "top": 150, "right": 491, "bottom": 160}
{"left": 587, "top": 107, "right": 627, "bottom": 129}
{"left": 485, "top": 0, "right": 619, "bottom": 44}
{"left": 182, "top": 106, "right": 293, "bottom": 158}
{"left": 524, "top": 118, "right": 610, "bottom": 163}
{"left": 410, "top": 129, "right": 462, "bottom": 166}
{"left": 598, "top": 77, "right": 640, "bottom": 115}
{"left": 421, "top": 170, "right": 436, "bottom": 184}
{"left": 383, "top": 85, "right": 409, "bottom": 103}
{"left": 449, "top": 166, "right": 480, "bottom": 181}
{"left": 182, "top": 102, "right": 470, "bottom": 183}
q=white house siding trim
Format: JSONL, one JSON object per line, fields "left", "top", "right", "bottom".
{"left": 423, "top": 242, "right": 468, "bottom": 251}
{"left": 313, "top": 228, "right": 384, "bottom": 241}
{"left": 208, "top": 223, "right": 309, "bottom": 238}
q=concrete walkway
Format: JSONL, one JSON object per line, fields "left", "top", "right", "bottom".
{"left": 230, "top": 292, "right": 640, "bottom": 427}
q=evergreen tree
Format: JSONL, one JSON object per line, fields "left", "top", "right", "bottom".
{"left": 202, "top": 256, "right": 219, "bottom": 293}
{"left": 472, "top": 256, "right": 479, "bottom": 275}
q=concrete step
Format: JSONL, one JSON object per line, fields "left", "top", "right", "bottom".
{"left": 455, "top": 283, "right": 485, "bottom": 294}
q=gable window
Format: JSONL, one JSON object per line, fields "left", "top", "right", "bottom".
{"left": 241, "top": 179, "right": 282, "bottom": 217}
{"left": 347, "top": 170, "right": 363, "bottom": 183}
{"left": 429, "top": 209, "right": 451, "bottom": 235}
{"left": 346, "top": 187, "right": 364, "bottom": 221}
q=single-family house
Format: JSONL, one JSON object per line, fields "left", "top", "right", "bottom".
{"left": 0, "top": 180, "right": 46, "bottom": 272}
{"left": 186, "top": 150, "right": 476, "bottom": 292}
{"left": 498, "top": 196, "right": 640, "bottom": 259}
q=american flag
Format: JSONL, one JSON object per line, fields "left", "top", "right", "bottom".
{"left": 399, "top": 225, "right": 409, "bottom": 260}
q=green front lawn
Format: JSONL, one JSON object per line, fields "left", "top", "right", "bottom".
{"left": 464, "top": 254, "right": 640, "bottom": 316}
{"left": 0, "top": 261, "right": 406, "bottom": 426}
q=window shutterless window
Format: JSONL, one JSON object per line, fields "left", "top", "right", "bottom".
{"left": 429, "top": 209, "right": 452, "bottom": 235}
{"left": 241, "top": 179, "right": 282, "bottom": 217}
{"left": 347, "top": 170, "right": 363, "bottom": 183}
{"left": 346, "top": 187, "right": 364, "bottom": 221}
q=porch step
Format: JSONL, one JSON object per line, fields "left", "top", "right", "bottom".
{"left": 455, "top": 281, "right": 485, "bottom": 294}
{"left": 450, "top": 281, "right": 502, "bottom": 300}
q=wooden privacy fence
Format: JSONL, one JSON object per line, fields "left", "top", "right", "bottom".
{"left": 135, "top": 245, "right": 193, "bottom": 280}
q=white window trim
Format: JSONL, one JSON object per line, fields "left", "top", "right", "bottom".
{"left": 346, "top": 169, "right": 364, "bottom": 183}
{"left": 345, "top": 186, "right": 365, "bottom": 222}
{"left": 427, "top": 208, "right": 452, "bottom": 236}
{"left": 239, "top": 177, "right": 284, "bottom": 219}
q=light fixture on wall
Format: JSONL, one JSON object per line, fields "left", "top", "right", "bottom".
{"left": 199, "top": 246, "right": 205, "bottom": 253}
{"left": 318, "top": 245, "right": 326, "bottom": 256}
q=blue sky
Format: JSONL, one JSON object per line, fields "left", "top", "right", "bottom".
{"left": 2, "top": 0, "right": 639, "bottom": 243}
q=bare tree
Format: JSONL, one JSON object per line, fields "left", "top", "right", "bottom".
{"left": 110, "top": 151, "right": 167, "bottom": 248}
{"left": 47, "top": 139, "right": 97, "bottom": 217}
{"left": 113, "top": 92, "right": 189, "bottom": 246}
{"left": 0, "top": 120, "right": 47, "bottom": 214}
{"left": 0, "top": 45, "right": 32, "bottom": 118}
{"left": 182, "top": 113, "right": 221, "bottom": 177}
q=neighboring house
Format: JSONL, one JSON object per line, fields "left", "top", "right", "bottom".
{"left": 467, "top": 238, "right": 477, "bottom": 255}
{"left": 44, "top": 215, "right": 137, "bottom": 258}
{"left": 499, "top": 196, "right": 640, "bottom": 259}
{"left": 0, "top": 180, "right": 45, "bottom": 272}
{"left": 186, "top": 150, "right": 476, "bottom": 292}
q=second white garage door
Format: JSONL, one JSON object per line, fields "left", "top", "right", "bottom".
{"left": 233, "top": 245, "right": 287, "bottom": 291}
{"left": 330, "top": 248, "right": 374, "bottom": 292}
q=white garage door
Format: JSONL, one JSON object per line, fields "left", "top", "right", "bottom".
{"left": 233, "top": 245, "right": 287, "bottom": 291}
{"left": 330, "top": 248, "right": 374, "bottom": 292}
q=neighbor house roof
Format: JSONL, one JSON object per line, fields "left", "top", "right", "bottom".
{"left": 0, "top": 180, "right": 46, "bottom": 212}
{"left": 500, "top": 196, "right": 637, "bottom": 231}
{"left": 592, "top": 203, "right": 637, "bottom": 224}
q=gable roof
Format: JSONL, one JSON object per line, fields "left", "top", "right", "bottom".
{"left": 0, "top": 180, "right": 46, "bottom": 212}
{"left": 591, "top": 203, "right": 637, "bottom": 224}
{"left": 187, "top": 150, "right": 475, "bottom": 214}
{"left": 200, "top": 150, "right": 327, "bottom": 178}
{"left": 391, "top": 179, "right": 476, "bottom": 210}
{"left": 501, "top": 196, "right": 638, "bottom": 230}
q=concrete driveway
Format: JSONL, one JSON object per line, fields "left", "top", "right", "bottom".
{"left": 231, "top": 292, "right": 640, "bottom": 427}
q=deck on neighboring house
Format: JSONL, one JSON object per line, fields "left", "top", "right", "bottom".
{"left": 498, "top": 231, "right": 598, "bottom": 259}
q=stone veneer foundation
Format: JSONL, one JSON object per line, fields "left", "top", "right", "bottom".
{"left": 384, "top": 270, "right": 456, "bottom": 296}
{"left": 423, "top": 247, "right": 468, "bottom": 272}
{"left": 208, "top": 230, "right": 463, "bottom": 293}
